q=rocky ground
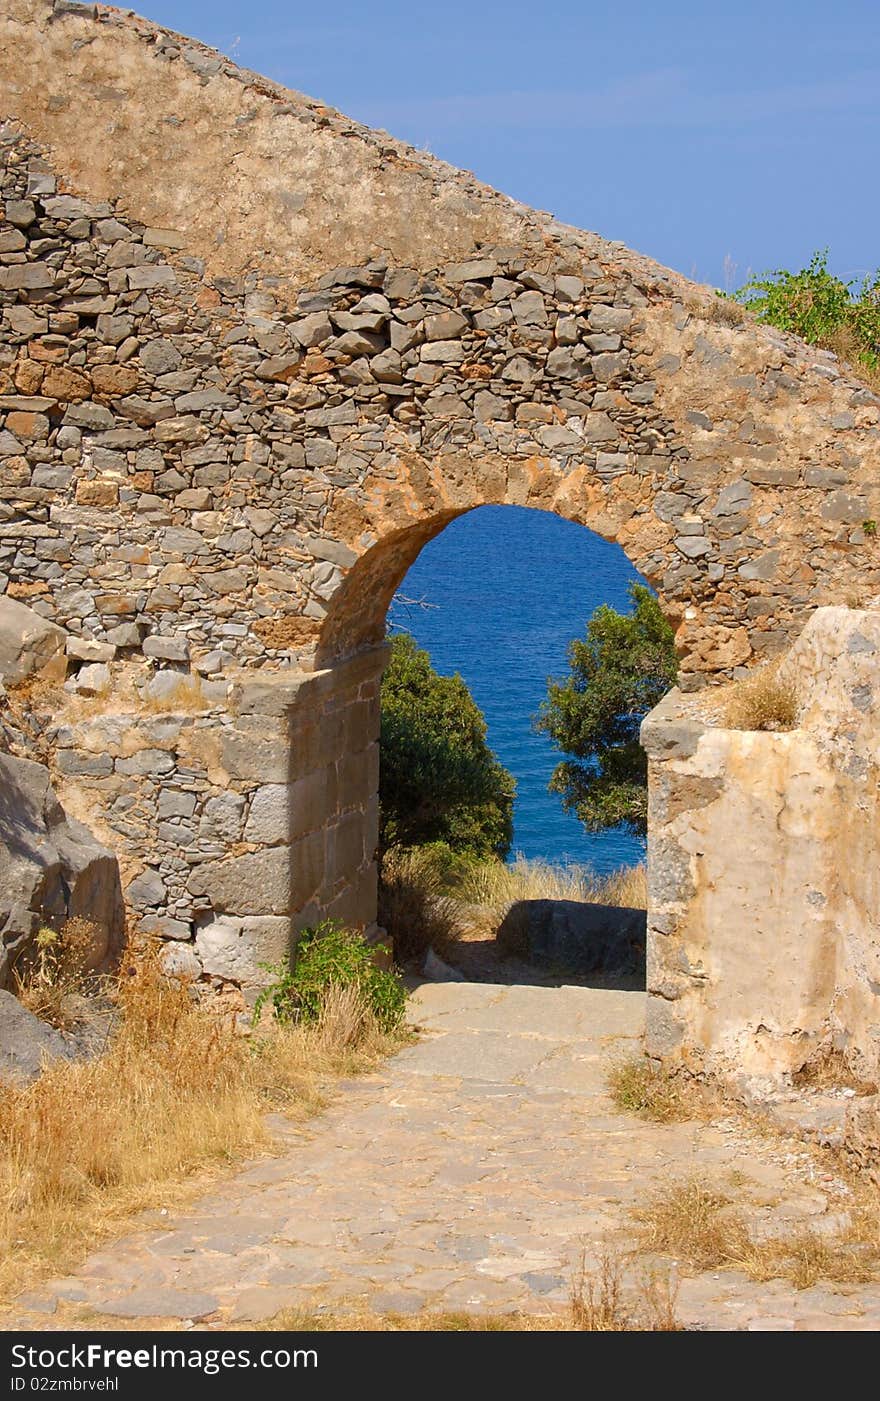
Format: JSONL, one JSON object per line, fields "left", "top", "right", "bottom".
{"left": 7, "top": 980, "right": 880, "bottom": 1333}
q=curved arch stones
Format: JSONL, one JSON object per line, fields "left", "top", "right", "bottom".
{"left": 2, "top": 3, "right": 879, "bottom": 1076}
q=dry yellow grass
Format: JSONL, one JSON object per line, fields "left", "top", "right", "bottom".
{"left": 823, "top": 326, "right": 880, "bottom": 394}
{"left": 725, "top": 662, "right": 800, "bottom": 732}
{"left": 0, "top": 944, "right": 406, "bottom": 1306}
{"left": 13, "top": 918, "right": 98, "bottom": 1030}
{"left": 683, "top": 292, "right": 749, "bottom": 328}
{"left": 633, "top": 1177, "right": 879, "bottom": 1288}
{"left": 455, "top": 855, "right": 648, "bottom": 911}
{"left": 139, "top": 674, "right": 210, "bottom": 713}
{"left": 607, "top": 1056, "right": 715, "bottom": 1123}
{"left": 251, "top": 1254, "right": 680, "bottom": 1332}
{"left": 570, "top": 1252, "right": 681, "bottom": 1331}
{"left": 378, "top": 846, "right": 461, "bottom": 961}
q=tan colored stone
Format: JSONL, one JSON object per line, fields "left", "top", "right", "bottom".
{"left": 41, "top": 364, "right": 92, "bottom": 402}
{"left": 90, "top": 363, "right": 140, "bottom": 397}
{"left": 76, "top": 479, "right": 120, "bottom": 507}
{"left": 13, "top": 358, "right": 44, "bottom": 394}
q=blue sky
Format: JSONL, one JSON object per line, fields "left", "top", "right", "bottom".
{"left": 145, "top": 1, "right": 879, "bottom": 289}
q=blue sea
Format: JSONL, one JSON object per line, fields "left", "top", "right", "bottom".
{"left": 396, "top": 505, "right": 647, "bottom": 876}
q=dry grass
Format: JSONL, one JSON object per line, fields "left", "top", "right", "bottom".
{"left": 725, "top": 662, "right": 800, "bottom": 732}
{"left": 251, "top": 1254, "right": 680, "bottom": 1332}
{"left": 633, "top": 1178, "right": 879, "bottom": 1288}
{"left": 254, "top": 1306, "right": 560, "bottom": 1332}
{"left": 822, "top": 326, "right": 880, "bottom": 394}
{"left": 378, "top": 846, "right": 460, "bottom": 961}
{"left": 12, "top": 918, "right": 98, "bottom": 1030}
{"left": 455, "top": 855, "right": 648, "bottom": 911}
{"left": 607, "top": 1056, "right": 714, "bottom": 1123}
{"left": 0, "top": 942, "right": 405, "bottom": 1306}
{"left": 683, "top": 292, "right": 749, "bottom": 328}
{"left": 571, "top": 1253, "right": 681, "bottom": 1331}
{"left": 140, "top": 674, "right": 209, "bottom": 713}
{"left": 380, "top": 851, "right": 648, "bottom": 960}
{"left": 792, "top": 1047, "right": 878, "bottom": 1096}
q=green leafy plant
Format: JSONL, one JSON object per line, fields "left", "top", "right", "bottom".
{"left": 731, "top": 251, "right": 880, "bottom": 380}
{"left": 253, "top": 920, "right": 406, "bottom": 1033}
{"left": 380, "top": 632, "right": 515, "bottom": 858}
{"left": 535, "top": 584, "right": 678, "bottom": 837}
{"left": 862, "top": 519, "right": 878, "bottom": 538}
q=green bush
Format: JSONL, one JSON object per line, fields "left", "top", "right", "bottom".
{"left": 536, "top": 583, "right": 678, "bottom": 837}
{"left": 253, "top": 920, "right": 406, "bottom": 1033}
{"left": 730, "top": 251, "right": 880, "bottom": 376}
{"left": 380, "top": 632, "right": 515, "bottom": 858}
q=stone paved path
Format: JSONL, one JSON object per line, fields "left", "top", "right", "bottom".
{"left": 12, "top": 982, "right": 880, "bottom": 1331}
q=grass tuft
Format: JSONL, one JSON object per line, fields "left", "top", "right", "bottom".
{"left": 725, "top": 662, "right": 800, "bottom": 732}
{"left": 633, "top": 1177, "right": 879, "bottom": 1287}
{"left": 607, "top": 1056, "right": 711, "bottom": 1122}
{"left": 570, "top": 1252, "right": 681, "bottom": 1331}
{"left": 454, "top": 855, "right": 647, "bottom": 911}
{"left": 12, "top": 918, "right": 99, "bottom": 1030}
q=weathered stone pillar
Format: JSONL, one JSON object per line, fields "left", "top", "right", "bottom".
{"left": 642, "top": 608, "right": 880, "bottom": 1084}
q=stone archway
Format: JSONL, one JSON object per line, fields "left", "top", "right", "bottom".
{"left": 2, "top": 2, "right": 880, "bottom": 1071}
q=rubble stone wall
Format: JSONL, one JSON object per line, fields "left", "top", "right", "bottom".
{"left": 2, "top": 3, "right": 879, "bottom": 1020}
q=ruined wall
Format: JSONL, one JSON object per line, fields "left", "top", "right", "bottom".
{"left": 643, "top": 608, "right": 880, "bottom": 1082}
{"left": 2, "top": 2, "right": 880, "bottom": 993}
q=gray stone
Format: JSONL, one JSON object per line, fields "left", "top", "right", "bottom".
{"left": 0, "top": 596, "right": 66, "bottom": 685}
{"left": 588, "top": 304, "right": 632, "bottom": 333}
{"left": 497, "top": 900, "right": 646, "bottom": 977}
{"left": 512, "top": 291, "right": 547, "bottom": 326}
{"left": 420, "top": 340, "right": 466, "bottom": 364}
{"left": 125, "top": 868, "right": 167, "bottom": 909}
{"left": 139, "top": 339, "right": 181, "bottom": 375}
{"left": 187, "top": 844, "right": 310, "bottom": 916}
{"left": 91, "top": 1289, "right": 219, "bottom": 1321}
{"left": 143, "top": 635, "right": 190, "bottom": 663}
{"left": 194, "top": 914, "right": 291, "bottom": 984}
{"left": 157, "top": 789, "right": 198, "bottom": 820}
{"left": 0, "top": 751, "right": 125, "bottom": 987}
{"left": 71, "top": 662, "right": 111, "bottom": 695}
{"left": 739, "top": 549, "right": 781, "bottom": 582}
{"left": 199, "top": 792, "right": 245, "bottom": 843}
{"left": 115, "top": 749, "right": 175, "bottom": 776}
{"left": 0, "top": 989, "right": 73, "bottom": 1084}
{"left": 66, "top": 637, "right": 115, "bottom": 664}
{"left": 423, "top": 309, "right": 468, "bottom": 341}
{"left": 161, "top": 943, "right": 203, "bottom": 980}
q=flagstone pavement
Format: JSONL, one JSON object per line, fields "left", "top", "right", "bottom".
{"left": 11, "top": 982, "right": 880, "bottom": 1332}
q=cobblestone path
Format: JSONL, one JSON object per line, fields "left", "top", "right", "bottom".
{"left": 12, "top": 983, "right": 880, "bottom": 1331}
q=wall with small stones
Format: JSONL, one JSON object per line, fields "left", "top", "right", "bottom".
{"left": 2, "top": 2, "right": 880, "bottom": 1007}
{"left": 48, "top": 647, "right": 384, "bottom": 994}
{"left": 642, "top": 607, "right": 880, "bottom": 1082}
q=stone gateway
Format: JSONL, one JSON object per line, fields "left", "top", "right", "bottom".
{"left": 1, "top": 3, "right": 879, "bottom": 1076}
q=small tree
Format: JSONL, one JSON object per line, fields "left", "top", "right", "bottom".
{"left": 536, "top": 584, "right": 677, "bottom": 837}
{"left": 380, "top": 632, "right": 514, "bottom": 858}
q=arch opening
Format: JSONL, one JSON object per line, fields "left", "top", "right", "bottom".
{"left": 329, "top": 502, "right": 657, "bottom": 993}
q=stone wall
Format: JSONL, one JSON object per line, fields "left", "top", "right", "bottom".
{"left": 2, "top": 3, "right": 880, "bottom": 1013}
{"left": 47, "top": 647, "right": 384, "bottom": 993}
{"left": 642, "top": 607, "right": 880, "bottom": 1083}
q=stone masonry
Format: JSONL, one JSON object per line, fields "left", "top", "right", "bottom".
{"left": 642, "top": 607, "right": 880, "bottom": 1083}
{"left": 1, "top": 3, "right": 879, "bottom": 1030}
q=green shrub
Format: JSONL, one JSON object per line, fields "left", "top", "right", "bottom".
{"left": 254, "top": 920, "right": 406, "bottom": 1033}
{"left": 380, "top": 632, "right": 515, "bottom": 858}
{"left": 730, "top": 251, "right": 880, "bottom": 379}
